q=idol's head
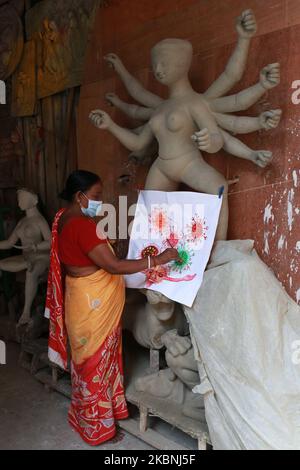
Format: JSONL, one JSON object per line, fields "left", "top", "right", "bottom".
{"left": 17, "top": 188, "right": 38, "bottom": 211}
{"left": 151, "top": 38, "right": 193, "bottom": 86}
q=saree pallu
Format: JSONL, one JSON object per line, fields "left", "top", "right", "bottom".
{"left": 65, "top": 269, "right": 129, "bottom": 445}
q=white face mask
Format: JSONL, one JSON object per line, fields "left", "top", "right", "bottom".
{"left": 80, "top": 193, "right": 103, "bottom": 218}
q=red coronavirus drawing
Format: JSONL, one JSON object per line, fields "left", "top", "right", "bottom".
{"left": 149, "top": 206, "right": 169, "bottom": 235}
{"left": 186, "top": 215, "right": 208, "bottom": 243}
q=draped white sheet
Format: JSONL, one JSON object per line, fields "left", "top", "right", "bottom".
{"left": 185, "top": 240, "right": 300, "bottom": 450}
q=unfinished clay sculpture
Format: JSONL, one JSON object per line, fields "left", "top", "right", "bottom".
{"left": 135, "top": 329, "right": 205, "bottom": 421}
{"left": 90, "top": 9, "right": 281, "bottom": 241}
{"left": 123, "top": 289, "right": 188, "bottom": 350}
{"left": 0, "top": 189, "right": 51, "bottom": 326}
{"left": 90, "top": 9, "right": 282, "bottom": 428}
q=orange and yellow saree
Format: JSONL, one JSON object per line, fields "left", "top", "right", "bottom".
{"left": 45, "top": 210, "right": 128, "bottom": 445}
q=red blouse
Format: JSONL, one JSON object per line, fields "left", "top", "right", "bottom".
{"left": 58, "top": 216, "right": 107, "bottom": 266}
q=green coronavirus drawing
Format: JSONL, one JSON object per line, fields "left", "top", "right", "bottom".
{"left": 171, "top": 246, "right": 194, "bottom": 273}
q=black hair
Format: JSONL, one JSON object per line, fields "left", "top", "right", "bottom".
{"left": 59, "top": 170, "right": 101, "bottom": 202}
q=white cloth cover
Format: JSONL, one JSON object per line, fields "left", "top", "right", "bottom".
{"left": 125, "top": 190, "right": 222, "bottom": 307}
{"left": 185, "top": 240, "right": 300, "bottom": 450}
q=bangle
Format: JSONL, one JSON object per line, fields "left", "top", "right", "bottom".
{"left": 147, "top": 255, "right": 151, "bottom": 270}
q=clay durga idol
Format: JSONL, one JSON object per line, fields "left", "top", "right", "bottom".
{"left": 89, "top": 9, "right": 281, "bottom": 241}
{"left": 89, "top": 9, "right": 283, "bottom": 428}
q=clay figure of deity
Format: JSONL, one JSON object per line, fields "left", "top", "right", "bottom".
{"left": 90, "top": 9, "right": 282, "bottom": 423}
{"left": 0, "top": 189, "right": 51, "bottom": 326}
{"left": 89, "top": 9, "right": 281, "bottom": 241}
{"left": 39, "top": 18, "right": 66, "bottom": 82}
{"left": 123, "top": 289, "right": 188, "bottom": 349}
{"left": 135, "top": 328, "right": 205, "bottom": 421}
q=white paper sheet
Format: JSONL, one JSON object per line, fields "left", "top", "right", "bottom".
{"left": 125, "top": 190, "right": 222, "bottom": 307}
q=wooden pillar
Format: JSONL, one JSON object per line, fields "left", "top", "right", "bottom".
{"left": 41, "top": 97, "right": 58, "bottom": 220}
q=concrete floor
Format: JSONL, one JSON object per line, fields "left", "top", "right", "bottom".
{"left": 0, "top": 342, "right": 152, "bottom": 450}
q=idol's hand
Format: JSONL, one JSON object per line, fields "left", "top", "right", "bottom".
{"left": 89, "top": 109, "right": 112, "bottom": 130}
{"left": 104, "top": 53, "right": 124, "bottom": 74}
{"left": 260, "top": 63, "right": 280, "bottom": 90}
{"left": 105, "top": 92, "right": 121, "bottom": 107}
{"left": 259, "top": 109, "right": 282, "bottom": 130}
{"left": 191, "top": 128, "right": 211, "bottom": 152}
{"left": 251, "top": 150, "right": 273, "bottom": 168}
{"left": 161, "top": 330, "right": 192, "bottom": 357}
{"left": 236, "top": 9, "right": 257, "bottom": 39}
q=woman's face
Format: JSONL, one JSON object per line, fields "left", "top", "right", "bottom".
{"left": 78, "top": 181, "right": 103, "bottom": 208}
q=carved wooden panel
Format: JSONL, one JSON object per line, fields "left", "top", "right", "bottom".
{"left": 0, "top": 118, "right": 24, "bottom": 188}
{"left": 0, "top": 0, "right": 24, "bottom": 80}
{"left": 25, "top": 0, "right": 98, "bottom": 99}
{"left": 11, "top": 40, "right": 36, "bottom": 117}
{"left": 0, "top": 156, "right": 24, "bottom": 188}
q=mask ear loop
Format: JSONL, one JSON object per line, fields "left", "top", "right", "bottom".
{"left": 81, "top": 192, "right": 89, "bottom": 201}
{"left": 95, "top": 201, "right": 103, "bottom": 217}
{"left": 79, "top": 192, "right": 88, "bottom": 208}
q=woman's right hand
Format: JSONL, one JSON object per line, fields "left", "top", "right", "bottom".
{"left": 156, "top": 248, "right": 180, "bottom": 265}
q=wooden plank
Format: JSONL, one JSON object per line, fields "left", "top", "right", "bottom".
{"left": 53, "top": 93, "right": 64, "bottom": 197}
{"left": 25, "top": 0, "right": 32, "bottom": 11}
{"left": 41, "top": 96, "right": 58, "bottom": 219}
{"left": 139, "top": 404, "right": 148, "bottom": 433}
{"left": 126, "top": 389, "right": 209, "bottom": 443}
{"left": 67, "top": 89, "right": 80, "bottom": 176}
{"left": 35, "top": 369, "right": 72, "bottom": 399}
{"left": 36, "top": 102, "right": 47, "bottom": 204}
{"left": 61, "top": 88, "right": 75, "bottom": 190}
{"left": 11, "top": 40, "right": 36, "bottom": 117}
{"left": 198, "top": 438, "right": 208, "bottom": 451}
{"left": 22, "top": 118, "right": 33, "bottom": 189}
{"left": 118, "top": 418, "right": 190, "bottom": 451}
